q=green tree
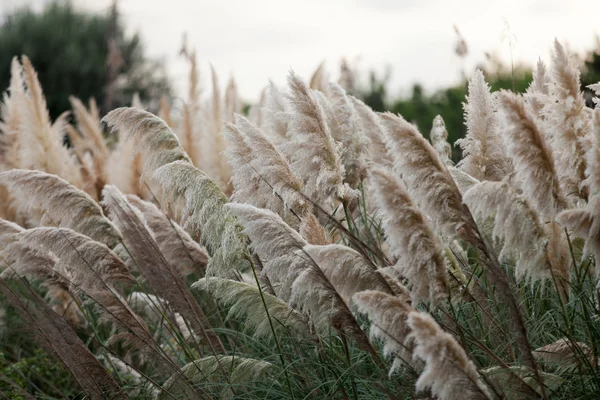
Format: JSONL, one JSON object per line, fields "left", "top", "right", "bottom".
{"left": 0, "top": 1, "right": 171, "bottom": 118}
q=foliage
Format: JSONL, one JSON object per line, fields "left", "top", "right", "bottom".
{"left": 0, "top": 1, "right": 171, "bottom": 118}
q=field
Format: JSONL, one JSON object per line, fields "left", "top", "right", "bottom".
{"left": 0, "top": 39, "right": 599, "bottom": 399}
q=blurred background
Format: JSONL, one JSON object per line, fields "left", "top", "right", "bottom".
{"left": 2, "top": 0, "right": 600, "bottom": 146}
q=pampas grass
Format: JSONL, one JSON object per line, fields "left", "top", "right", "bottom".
{"left": 2, "top": 39, "right": 600, "bottom": 400}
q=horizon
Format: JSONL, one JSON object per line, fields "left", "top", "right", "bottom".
{"left": 2, "top": 0, "right": 600, "bottom": 103}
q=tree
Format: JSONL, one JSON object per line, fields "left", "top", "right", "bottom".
{"left": 0, "top": 1, "right": 171, "bottom": 118}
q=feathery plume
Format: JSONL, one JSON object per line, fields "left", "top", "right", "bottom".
{"left": 126, "top": 194, "right": 208, "bottom": 276}
{"left": 302, "top": 244, "right": 392, "bottom": 304}
{"left": 309, "top": 61, "right": 329, "bottom": 93}
{"left": 448, "top": 166, "right": 480, "bottom": 194}
{"left": 0, "top": 57, "right": 24, "bottom": 171}
{"left": 102, "top": 185, "right": 225, "bottom": 352}
{"left": 263, "top": 81, "right": 289, "bottom": 142}
{"left": 193, "top": 277, "right": 311, "bottom": 340}
{"left": 0, "top": 169, "right": 121, "bottom": 247}
{"left": 228, "top": 203, "right": 380, "bottom": 358}
{"left": 16, "top": 227, "right": 132, "bottom": 288}
{"left": 226, "top": 202, "right": 305, "bottom": 299}
{"left": 283, "top": 71, "right": 346, "bottom": 202}
{"left": 464, "top": 181, "right": 570, "bottom": 286}
{"left": 224, "top": 76, "right": 242, "bottom": 122}
{"left": 408, "top": 311, "right": 492, "bottom": 400}
{"left": 430, "top": 115, "right": 453, "bottom": 165}
{"left": 223, "top": 121, "right": 280, "bottom": 213}
{"left": 381, "top": 112, "right": 538, "bottom": 372}
{"left": 524, "top": 59, "right": 550, "bottom": 117}
{"left": 0, "top": 218, "right": 84, "bottom": 325}
{"left": 103, "top": 107, "right": 191, "bottom": 178}
{"left": 299, "top": 213, "right": 331, "bottom": 244}
{"left": 105, "top": 99, "right": 147, "bottom": 197}
{"left": 379, "top": 112, "right": 473, "bottom": 242}
{"left": 584, "top": 108, "right": 600, "bottom": 197}
{"left": 158, "top": 356, "right": 273, "bottom": 399}
{"left": 370, "top": 167, "right": 448, "bottom": 304}
{"left": 456, "top": 70, "right": 511, "bottom": 181}
{"left": 154, "top": 161, "right": 249, "bottom": 277}
{"left": 68, "top": 96, "right": 108, "bottom": 197}
{"left": 497, "top": 91, "right": 568, "bottom": 219}
{"left": 69, "top": 97, "right": 108, "bottom": 166}
{"left": 176, "top": 50, "right": 201, "bottom": 165}
{"left": 328, "top": 82, "right": 371, "bottom": 188}
{"left": 534, "top": 338, "right": 594, "bottom": 366}
{"left": 353, "top": 290, "right": 414, "bottom": 375}
{"left": 543, "top": 39, "right": 590, "bottom": 201}
{"left": 12, "top": 227, "right": 172, "bottom": 361}
{"left": 556, "top": 195, "right": 600, "bottom": 275}
{"left": 235, "top": 115, "right": 309, "bottom": 215}
{"left": 350, "top": 96, "right": 393, "bottom": 168}
{"left": 18, "top": 56, "right": 82, "bottom": 186}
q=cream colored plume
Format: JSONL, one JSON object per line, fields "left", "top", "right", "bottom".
{"left": 226, "top": 202, "right": 306, "bottom": 299}
{"left": 103, "top": 107, "right": 191, "bottom": 179}
{"left": 0, "top": 169, "right": 121, "bottom": 247}
{"left": 262, "top": 81, "right": 289, "bottom": 143}
{"left": 175, "top": 49, "right": 201, "bottom": 165}
{"left": 159, "top": 356, "right": 273, "bottom": 399}
{"left": 224, "top": 77, "right": 242, "bottom": 122}
{"left": 0, "top": 226, "right": 84, "bottom": 325}
{"left": 379, "top": 112, "right": 474, "bottom": 242}
{"left": 448, "top": 166, "right": 480, "bottom": 194}
{"left": 353, "top": 290, "right": 414, "bottom": 375}
{"left": 68, "top": 96, "right": 108, "bottom": 198}
{"left": 302, "top": 244, "right": 392, "bottom": 304}
{"left": 350, "top": 96, "right": 393, "bottom": 168}
{"left": 200, "top": 64, "right": 232, "bottom": 192}
{"left": 0, "top": 59, "right": 24, "bottom": 220}
{"left": 105, "top": 100, "right": 148, "bottom": 197}
{"left": 464, "top": 180, "right": 570, "bottom": 286}
{"left": 370, "top": 167, "right": 448, "bottom": 305}
{"left": 105, "top": 107, "right": 247, "bottom": 276}
{"left": 17, "top": 56, "right": 82, "bottom": 187}
{"left": 534, "top": 338, "right": 594, "bottom": 366}
{"left": 299, "top": 212, "right": 331, "bottom": 244}
{"left": 328, "top": 82, "right": 371, "bottom": 188}
{"left": 0, "top": 57, "right": 24, "bottom": 171}
{"left": 584, "top": 108, "right": 600, "bottom": 197}
{"left": 430, "top": 115, "right": 453, "bottom": 165}
{"left": 456, "top": 70, "right": 511, "bottom": 181}
{"left": 556, "top": 195, "right": 600, "bottom": 275}
{"left": 283, "top": 71, "right": 347, "bottom": 203}
{"left": 408, "top": 311, "right": 492, "bottom": 400}
{"left": 14, "top": 227, "right": 132, "bottom": 289}
{"left": 524, "top": 59, "right": 550, "bottom": 118}
{"left": 542, "top": 39, "right": 590, "bottom": 202}
{"left": 125, "top": 194, "right": 209, "bottom": 276}
{"left": 497, "top": 91, "right": 568, "bottom": 219}
{"left": 309, "top": 61, "right": 329, "bottom": 94}
{"left": 193, "top": 277, "right": 311, "bottom": 340}
{"left": 154, "top": 160, "right": 249, "bottom": 277}
{"left": 224, "top": 121, "right": 278, "bottom": 213}
{"left": 234, "top": 115, "right": 308, "bottom": 216}
{"left": 228, "top": 203, "right": 378, "bottom": 357}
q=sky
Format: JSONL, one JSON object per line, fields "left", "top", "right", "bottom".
{"left": 3, "top": 0, "right": 600, "bottom": 102}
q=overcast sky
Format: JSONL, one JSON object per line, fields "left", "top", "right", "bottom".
{"left": 3, "top": 0, "right": 600, "bottom": 102}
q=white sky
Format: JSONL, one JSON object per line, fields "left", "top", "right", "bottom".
{"left": 3, "top": 0, "right": 600, "bottom": 102}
